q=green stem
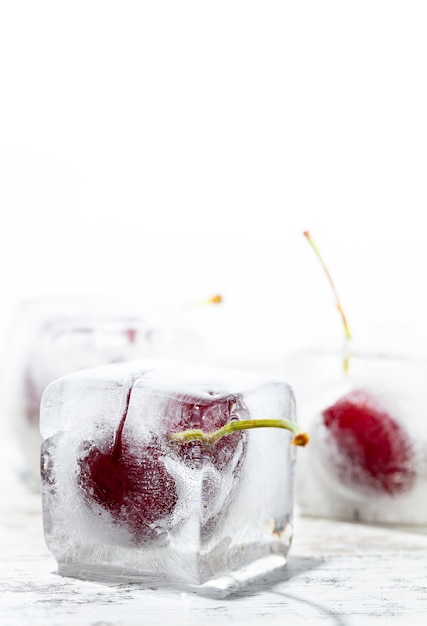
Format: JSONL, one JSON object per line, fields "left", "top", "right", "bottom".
{"left": 303, "top": 230, "right": 352, "bottom": 373}
{"left": 169, "top": 418, "right": 309, "bottom": 447}
{"left": 303, "top": 231, "right": 352, "bottom": 341}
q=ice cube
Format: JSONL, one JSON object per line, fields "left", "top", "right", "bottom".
{"left": 40, "top": 359, "right": 298, "bottom": 589}
{"left": 1, "top": 298, "right": 204, "bottom": 482}
{"left": 286, "top": 328, "right": 427, "bottom": 526}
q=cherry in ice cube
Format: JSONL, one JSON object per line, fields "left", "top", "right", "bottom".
{"left": 77, "top": 388, "right": 248, "bottom": 542}
{"left": 41, "top": 360, "right": 304, "bottom": 586}
{"left": 321, "top": 389, "right": 415, "bottom": 495}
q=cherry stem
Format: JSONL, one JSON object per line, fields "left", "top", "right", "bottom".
{"left": 184, "top": 294, "right": 223, "bottom": 309}
{"left": 303, "top": 231, "right": 352, "bottom": 372}
{"left": 206, "top": 294, "right": 223, "bottom": 304}
{"left": 303, "top": 231, "right": 351, "bottom": 341}
{"left": 170, "top": 418, "right": 309, "bottom": 447}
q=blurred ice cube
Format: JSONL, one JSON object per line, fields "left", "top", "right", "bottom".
{"left": 284, "top": 328, "right": 427, "bottom": 526}
{"left": 0, "top": 297, "right": 204, "bottom": 482}
{"left": 41, "top": 359, "right": 297, "bottom": 589}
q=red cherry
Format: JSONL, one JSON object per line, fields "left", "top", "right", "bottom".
{"left": 165, "top": 393, "right": 248, "bottom": 536}
{"left": 124, "top": 328, "right": 137, "bottom": 344}
{"left": 77, "top": 385, "right": 177, "bottom": 542}
{"left": 78, "top": 436, "right": 178, "bottom": 541}
{"left": 165, "top": 393, "right": 248, "bottom": 471}
{"left": 321, "top": 390, "right": 415, "bottom": 495}
{"left": 77, "top": 388, "right": 247, "bottom": 542}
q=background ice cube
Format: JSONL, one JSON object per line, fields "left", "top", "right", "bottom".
{"left": 0, "top": 298, "right": 204, "bottom": 481}
{"left": 283, "top": 332, "right": 427, "bottom": 525}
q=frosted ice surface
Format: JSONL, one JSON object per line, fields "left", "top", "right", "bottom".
{"left": 41, "top": 359, "right": 297, "bottom": 588}
{"left": 1, "top": 298, "right": 204, "bottom": 480}
{"left": 284, "top": 331, "right": 427, "bottom": 526}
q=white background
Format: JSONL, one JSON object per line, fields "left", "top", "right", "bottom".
{"left": 1, "top": 1, "right": 426, "bottom": 364}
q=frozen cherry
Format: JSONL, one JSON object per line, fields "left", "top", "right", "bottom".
{"left": 77, "top": 390, "right": 249, "bottom": 542}
{"left": 77, "top": 387, "right": 178, "bottom": 542}
{"left": 124, "top": 328, "right": 138, "bottom": 344}
{"left": 165, "top": 392, "right": 249, "bottom": 535}
{"left": 78, "top": 436, "right": 177, "bottom": 542}
{"left": 321, "top": 389, "right": 415, "bottom": 495}
{"left": 165, "top": 393, "right": 248, "bottom": 470}
{"left": 76, "top": 381, "right": 305, "bottom": 542}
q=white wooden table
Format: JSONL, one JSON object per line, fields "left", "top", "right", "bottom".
{"left": 2, "top": 420, "right": 427, "bottom": 626}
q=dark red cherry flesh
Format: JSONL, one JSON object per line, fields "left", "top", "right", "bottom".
{"left": 78, "top": 436, "right": 178, "bottom": 541}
